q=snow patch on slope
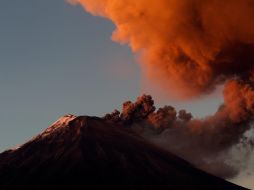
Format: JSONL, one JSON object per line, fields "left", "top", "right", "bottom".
{"left": 7, "top": 114, "right": 77, "bottom": 152}
{"left": 41, "top": 114, "right": 77, "bottom": 137}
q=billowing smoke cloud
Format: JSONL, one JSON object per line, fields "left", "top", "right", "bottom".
{"left": 68, "top": 0, "right": 254, "bottom": 180}
{"left": 104, "top": 95, "right": 254, "bottom": 179}
{"left": 69, "top": 0, "right": 254, "bottom": 98}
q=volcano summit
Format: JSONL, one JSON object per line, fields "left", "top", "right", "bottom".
{"left": 0, "top": 114, "right": 247, "bottom": 190}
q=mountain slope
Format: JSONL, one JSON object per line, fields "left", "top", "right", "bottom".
{"left": 0, "top": 115, "right": 248, "bottom": 190}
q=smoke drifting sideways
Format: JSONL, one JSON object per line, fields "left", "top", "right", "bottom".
{"left": 69, "top": 0, "right": 254, "bottom": 99}
{"left": 68, "top": 0, "right": 254, "bottom": 179}
{"left": 104, "top": 95, "right": 254, "bottom": 179}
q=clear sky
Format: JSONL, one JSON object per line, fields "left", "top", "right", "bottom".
{"left": 1, "top": 0, "right": 253, "bottom": 188}
{"left": 0, "top": 0, "right": 140, "bottom": 151}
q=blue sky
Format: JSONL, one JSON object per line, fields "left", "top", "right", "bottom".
{"left": 1, "top": 0, "right": 253, "bottom": 188}
{"left": 0, "top": 0, "right": 224, "bottom": 152}
{"left": 0, "top": 0, "right": 139, "bottom": 150}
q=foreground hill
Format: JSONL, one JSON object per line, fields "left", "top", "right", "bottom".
{"left": 0, "top": 115, "right": 248, "bottom": 190}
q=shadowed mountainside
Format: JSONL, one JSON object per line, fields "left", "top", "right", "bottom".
{"left": 0, "top": 115, "right": 249, "bottom": 190}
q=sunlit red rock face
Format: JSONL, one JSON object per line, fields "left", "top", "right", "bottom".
{"left": 0, "top": 115, "right": 247, "bottom": 190}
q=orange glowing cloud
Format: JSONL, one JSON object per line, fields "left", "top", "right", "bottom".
{"left": 70, "top": 0, "right": 254, "bottom": 99}
{"left": 69, "top": 1, "right": 254, "bottom": 179}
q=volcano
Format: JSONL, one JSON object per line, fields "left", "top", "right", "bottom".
{"left": 0, "top": 115, "right": 248, "bottom": 190}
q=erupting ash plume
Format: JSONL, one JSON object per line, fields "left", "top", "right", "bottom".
{"left": 69, "top": 0, "right": 254, "bottom": 98}
{"left": 104, "top": 95, "right": 254, "bottom": 179}
{"left": 68, "top": 0, "right": 254, "bottom": 180}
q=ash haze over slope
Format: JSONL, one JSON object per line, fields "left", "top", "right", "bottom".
{"left": 68, "top": 0, "right": 254, "bottom": 187}
{"left": 0, "top": 115, "right": 247, "bottom": 190}
{"left": 104, "top": 95, "right": 254, "bottom": 181}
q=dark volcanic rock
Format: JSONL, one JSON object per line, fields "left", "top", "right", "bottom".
{"left": 0, "top": 115, "right": 248, "bottom": 190}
